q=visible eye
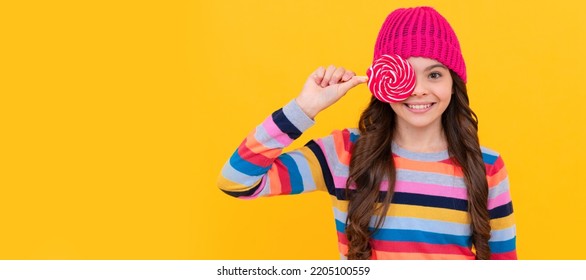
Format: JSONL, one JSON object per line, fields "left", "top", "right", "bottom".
{"left": 429, "top": 72, "right": 442, "bottom": 79}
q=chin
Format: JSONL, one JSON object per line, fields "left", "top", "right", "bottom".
{"left": 400, "top": 117, "right": 442, "bottom": 129}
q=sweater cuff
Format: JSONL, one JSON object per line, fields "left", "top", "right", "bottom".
{"left": 282, "top": 99, "right": 315, "bottom": 133}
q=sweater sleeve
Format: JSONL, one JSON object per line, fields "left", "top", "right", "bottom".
{"left": 485, "top": 153, "right": 518, "bottom": 260}
{"left": 217, "top": 99, "right": 333, "bottom": 199}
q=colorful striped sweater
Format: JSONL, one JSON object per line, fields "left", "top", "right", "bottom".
{"left": 217, "top": 100, "right": 517, "bottom": 260}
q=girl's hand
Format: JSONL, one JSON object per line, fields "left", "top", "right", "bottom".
{"left": 295, "top": 65, "right": 368, "bottom": 119}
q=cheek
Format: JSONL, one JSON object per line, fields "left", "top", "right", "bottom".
{"left": 435, "top": 83, "right": 453, "bottom": 102}
{"left": 389, "top": 103, "right": 403, "bottom": 113}
{"left": 441, "top": 91, "right": 453, "bottom": 103}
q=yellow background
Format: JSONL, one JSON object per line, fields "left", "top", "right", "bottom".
{"left": 2, "top": 0, "right": 585, "bottom": 259}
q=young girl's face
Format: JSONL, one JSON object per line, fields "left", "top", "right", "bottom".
{"left": 389, "top": 57, "right": 453, "bottom": 130}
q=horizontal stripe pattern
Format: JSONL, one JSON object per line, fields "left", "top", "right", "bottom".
{"left": 333, "top": 208, "right": 471, "bottom": 236}
{"left": 217, "top": 100, "right": 517, "bottom": 260}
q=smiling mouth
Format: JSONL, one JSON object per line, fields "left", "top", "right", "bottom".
{"left": 405, "top": 103, "right": 435, "bottom": 110}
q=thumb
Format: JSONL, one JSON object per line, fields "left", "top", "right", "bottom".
{"left": 337, "top": 75, "right": 368, "bottom": 95}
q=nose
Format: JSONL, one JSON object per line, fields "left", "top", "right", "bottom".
{"left": 410, "top": 81, "right": 428, "bottom": 97}
{"left": 411, "top": 90, "right": 427, "bottom": 97}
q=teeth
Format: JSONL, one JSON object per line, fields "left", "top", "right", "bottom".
{"left": 407, "top": 104, "right": 432, "bottom": 110}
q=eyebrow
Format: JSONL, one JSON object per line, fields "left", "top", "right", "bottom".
{"left": 424, "top": 64, "right": 448, "bottom": 71}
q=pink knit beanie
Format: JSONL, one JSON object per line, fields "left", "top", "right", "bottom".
{"left": 373, "top": 6, "right": 466, "bottom": 83}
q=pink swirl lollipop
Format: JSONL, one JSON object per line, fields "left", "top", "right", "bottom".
{"left": 366, "top": 54, "right": 416, "bottom": 103}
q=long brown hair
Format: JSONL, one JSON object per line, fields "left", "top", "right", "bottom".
{"left": 345, "top": 70, "right": 491, "bottom": 259}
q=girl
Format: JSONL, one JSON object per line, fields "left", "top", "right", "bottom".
{"left": 217, "top": 6, "right": 516, "bottom": 260}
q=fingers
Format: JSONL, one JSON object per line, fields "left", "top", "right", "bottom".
{"left": 329, "top": 66, "right": 347, "bottom": 86}
{"left": 321, "top": 65, "right": 336, "bottom": 87}
{"left": 341, "top": 70, "right": 356, "bottom": 82}
{"left": 337, "top": 75, "right": 369, "bottom": 96}
{"left": 300, "top": 68, "right": 367, "bottom": 119}
{"left": 312, "top": 66, "right": 326, "bottom": 85}
{"left": 313, "top": 65, "right": 357, "bottom": 87}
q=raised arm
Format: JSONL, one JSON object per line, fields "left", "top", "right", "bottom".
{"left": 217, "top": 66, "right": 367, "bottom": 199}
